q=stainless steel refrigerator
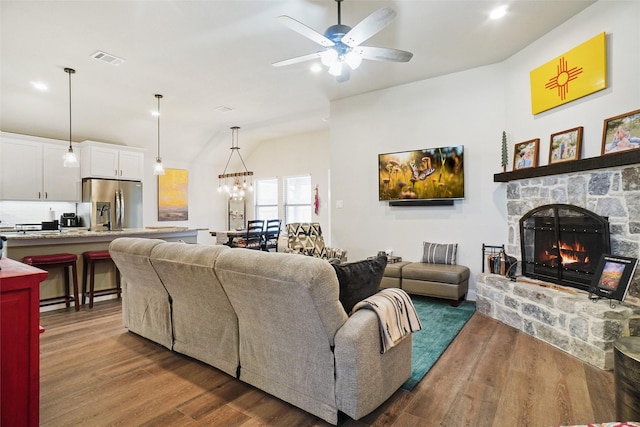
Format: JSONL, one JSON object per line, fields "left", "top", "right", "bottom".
{"left": 78, "top": 178, "right": 143, "bottom": 231}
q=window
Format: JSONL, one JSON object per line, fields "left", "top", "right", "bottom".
{"left": 255, "top": 178, "right": 278, "bottom": 220}
{"left": 284, "top": 175, "right": 311, "bottom": 224}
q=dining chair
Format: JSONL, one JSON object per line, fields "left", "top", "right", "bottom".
{"left": 261, "top": 219, "right": 282, "bottom": 252}
{"left": 232, "top": 220, "right": 264, "bottom": 250}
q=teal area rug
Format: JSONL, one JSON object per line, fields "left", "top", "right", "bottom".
{"left": 401, "top": 296, "right": 476, "bottom": 391}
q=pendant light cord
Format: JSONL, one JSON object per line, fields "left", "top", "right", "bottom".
{"left": 155, "top": 94, "right": 162, "bottom": 159}
{"left": 64, "top": 68, "right": 75, "bottom": 149}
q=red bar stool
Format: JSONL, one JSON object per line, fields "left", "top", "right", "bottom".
{"left": 22, "top": 253, "right": 80, "bottom": 311}
{"left": 82, "top": 250, "right": 121, "bottom": 309}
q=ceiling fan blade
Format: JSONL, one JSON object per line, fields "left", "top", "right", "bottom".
{"left": 272, "top": 52, "right": 322, "bottom": 67}
{"left": 278, "top": 16, "right": 335, "bottom": 47}
{"left": 354, "top": 46, "right": 413, "bottom": 63}
{"left": 342, "top": 7, "right": 396, "bottom": 47}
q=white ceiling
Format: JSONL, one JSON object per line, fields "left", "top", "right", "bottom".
{"left": 1, "top": 0, "right": 595, "bottom": 166}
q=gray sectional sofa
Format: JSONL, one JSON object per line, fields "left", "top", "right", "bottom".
{"left": 109, "top": 237, "right": 411, "bottom": 424}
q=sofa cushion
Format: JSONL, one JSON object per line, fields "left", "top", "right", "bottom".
{"left": 422, "top": 242, "right": 457, "bottom": 265}
{"left": 332, "top": 256, "right": 387, "bottom": 313}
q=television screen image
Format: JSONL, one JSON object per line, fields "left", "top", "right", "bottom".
{"left": 378, "top": 145, "right": 464, "bottom": 201}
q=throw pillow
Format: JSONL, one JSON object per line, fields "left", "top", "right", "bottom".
{"left": 422, "top": 242, "right": 457, "bottom": 265}
{"left": 332, "top": 255, "right": 388, "bottom": 314}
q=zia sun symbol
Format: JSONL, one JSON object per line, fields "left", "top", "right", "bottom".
{"left": 544, "top": 57, "right": 583, "bottom": 101}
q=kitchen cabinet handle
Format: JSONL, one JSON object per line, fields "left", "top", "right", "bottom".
{"left": 115, "top": 169, "right": 118, "bottom": 176}
{"left": 38, "top": 191, "right": 41, "bottom": 199}
{"left": 45, "top": 192, "right": 48, "bottom": 199}
{"left": 119, "top": 169, "right": 123, "bottom": 176}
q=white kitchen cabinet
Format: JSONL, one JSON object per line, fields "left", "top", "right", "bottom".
{"left": 80, "top": 142, "right": 144, "bottom": 181}
{"left": 0, "top": 134, "right": 80, "bottom": 201}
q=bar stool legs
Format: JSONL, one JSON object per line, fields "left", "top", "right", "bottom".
{"left": 22, "top": 253, "right": 80, "bottom": 311}
{"left": 82, "top": 250, "right": 121, "bottom": 308}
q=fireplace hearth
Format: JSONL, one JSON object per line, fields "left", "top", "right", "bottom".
{"left": 520, "top": 204, "right": 610, "bottom": 291}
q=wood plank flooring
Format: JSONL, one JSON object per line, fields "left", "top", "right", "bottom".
{"left": 39, "top": 300, "right": 616, "bottom": 426}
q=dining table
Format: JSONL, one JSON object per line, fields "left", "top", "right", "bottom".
{"left": 210, "top": 229, "right": 261, "bottom": 246}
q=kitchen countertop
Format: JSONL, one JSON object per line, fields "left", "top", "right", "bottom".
{"left": 1, "top": 227, "right": 198, "bottom": 247}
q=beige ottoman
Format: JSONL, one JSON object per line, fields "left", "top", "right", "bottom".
{"left": 380, "top": 261, "right": 411, "bottom": 289}
{"left": 401, "top": 263, "right": 470, "bottom": 306}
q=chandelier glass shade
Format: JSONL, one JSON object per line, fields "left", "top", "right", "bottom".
{"left": 63, "top": 67, "right": 79, "bottom": 168}
{"left": 218, "top": 126, "right": 253, "bottom": 200}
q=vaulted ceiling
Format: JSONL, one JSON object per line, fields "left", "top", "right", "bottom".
{"left": 1, "top": 1, "right": 595, "bottom": 166}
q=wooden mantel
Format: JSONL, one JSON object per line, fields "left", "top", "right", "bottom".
{"left": 494, "top": 150, "right": 640, "bottom": 183}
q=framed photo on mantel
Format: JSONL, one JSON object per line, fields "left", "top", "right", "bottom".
{"left": 601, "top": 108, "right": 640, "bottom": 155}
{"left": 590, "top": 254, "right": 638, "bottom": 302}
{"left": 549, "top": 126, "right": 582, "bottom": 164}
{"left": 513, "top": 138, "right": 539, "bottom": 170}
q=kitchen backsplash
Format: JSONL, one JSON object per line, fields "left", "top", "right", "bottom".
{"left": 0, "top": 201, "right": 78, "bottom": 227}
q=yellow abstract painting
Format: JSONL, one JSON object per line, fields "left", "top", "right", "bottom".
{"left": 530, "top": 32, "right": 607, "bottom": 115}
{"left": 158, "top": 168, "right": 188, "bottom": 221}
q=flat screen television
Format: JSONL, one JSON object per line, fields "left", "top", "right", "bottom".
{"left": 378, "top": 145, "right": 464, "bottom": 202}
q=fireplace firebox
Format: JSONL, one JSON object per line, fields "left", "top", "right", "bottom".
{"left": 519, "top": 204, "right": 610, "bottom": 291}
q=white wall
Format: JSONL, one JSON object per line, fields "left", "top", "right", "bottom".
{"left": 503, "top": 1, "right": 640, "bottom": 162}
{"left": 245, "top": 129, "right": 332, "bottom": 243}
{"left": 328, "top": 0, "right": 640, "bottom": 300}
{"left": 330, "top": 64, "right": 508, "bottom": 299}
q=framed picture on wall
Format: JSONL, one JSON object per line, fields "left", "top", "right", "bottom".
{"left": 601, "top": 108, "right": 640, "bottom": 155}
{"left": 513, "top": 139, "right": 539, "bottom": 170}
{"left": 549, "top": 126, "right": 582, "bottom": 164}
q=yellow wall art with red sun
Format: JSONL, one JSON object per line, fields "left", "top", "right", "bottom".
{"left": 530, "top": 32, "right": 606, "bottom": 115}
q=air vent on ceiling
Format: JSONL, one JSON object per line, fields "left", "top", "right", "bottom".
{"left": 215, "top": 106, "right": 234, "bottom": 113}
{"left": 90, "top": 50, "right": 126, "bottom": 66}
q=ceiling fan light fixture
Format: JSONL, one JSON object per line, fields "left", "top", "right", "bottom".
{"left": 321, "top": 49, "right": 338, "bottom": 67}
{"left": 344, "top": 50, "right": 362, "bottom": 70}
{"left": 328, "top": 61, "right": 343, "bottom": 76}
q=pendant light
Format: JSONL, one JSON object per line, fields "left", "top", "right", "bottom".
{"left": 153, "top": 94, "right": 165, "bottom": 176}
{"left": 217, "top": 126, "right": 253, "bottom": 200}
{"left": 63, "top": 67, "right": 79, "bottom": 168}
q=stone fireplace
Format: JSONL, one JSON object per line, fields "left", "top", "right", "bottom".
{"left": 520, "top": 204, "right": 610, "bottom": 291}
{"left": 477, "top": 162, "right": 640, "bottom": 369}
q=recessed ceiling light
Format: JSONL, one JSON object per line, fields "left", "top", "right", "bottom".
{"left": 490, "top": 5, "right": 507, "bottom": 20}
{"left": 30, "top": 81, "right": 48, "bottom": 91}
{"left": 215, "top": 106, "right": 234, "bottom": 113}
{"left": 310, "top": 63, "right": 322, "bottom": 73}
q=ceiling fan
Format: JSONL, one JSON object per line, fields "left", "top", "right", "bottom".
{"left": 272, "top": 0, "right": 413, "bottom": 82}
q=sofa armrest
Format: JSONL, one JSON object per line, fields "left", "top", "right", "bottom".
{"left": 334, "top": 309, "right": 412, "bottom": 420}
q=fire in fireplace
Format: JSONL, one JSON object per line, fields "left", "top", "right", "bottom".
{"left": 519, "top": 204, "right": 610, "bottom": 291}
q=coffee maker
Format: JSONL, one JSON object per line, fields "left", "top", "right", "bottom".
{"left": 60, "top": 213, "right": 80, "bottom": 227}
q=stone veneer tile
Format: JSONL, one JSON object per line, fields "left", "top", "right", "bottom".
{"left": 522, "top": 303, "right": 557, "bottom": 326}
{"left": 569, "top": 316, "right": 589, "bottom": 341}
{"left": 476, "top": 273, "right": 638, "bottom": 370}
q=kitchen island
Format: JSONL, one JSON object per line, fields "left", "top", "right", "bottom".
{"left": 1, "top": 227, "right": 197, "bottom": 310}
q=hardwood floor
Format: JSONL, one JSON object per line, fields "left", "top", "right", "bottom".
{"left": 39, "top": 300, "right": 616, "bottom": 426}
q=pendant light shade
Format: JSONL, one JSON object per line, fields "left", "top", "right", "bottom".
{"left": 63, "top": 67, "right": 79, "bottom": 168}
{"left": 153, "top": 94, "right": 165, "bottom": 176}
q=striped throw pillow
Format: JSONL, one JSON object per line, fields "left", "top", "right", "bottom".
{"left": 422, "top": 242, "right": 457, "bottom": 265}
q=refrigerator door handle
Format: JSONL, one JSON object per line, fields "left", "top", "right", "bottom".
{"left": 114, "top": 190, "right": 121, "bottom": 230}
{"left": 120, "top": 189, "right": 125, "bottom": 229}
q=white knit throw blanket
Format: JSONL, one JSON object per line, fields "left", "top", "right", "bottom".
{"left": 352, "top": 288, "right": 422, "bottom": 353}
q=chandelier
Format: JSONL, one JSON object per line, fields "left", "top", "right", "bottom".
{"left": 218, "top": 126, "right": 253, "bottom": 200}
